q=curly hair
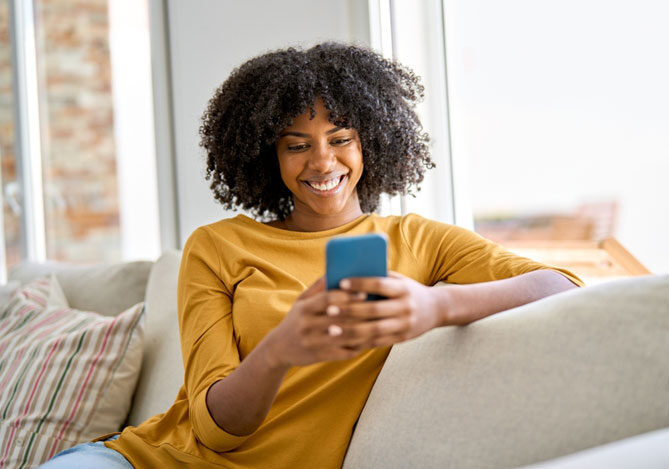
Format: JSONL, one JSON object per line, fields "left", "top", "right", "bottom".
{"left": 199, "top": 42, "right": 433, "bottom": 220}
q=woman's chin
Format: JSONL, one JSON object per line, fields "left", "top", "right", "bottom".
{"left": 293, "top": 188, "right": 361, "bottom": 219}
{"left": 308, "top": 204, "right": 348, "bottom": 217}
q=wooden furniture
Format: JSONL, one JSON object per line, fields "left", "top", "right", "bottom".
{"left": 505, "top": 237, "right": 651, "bottom": 285}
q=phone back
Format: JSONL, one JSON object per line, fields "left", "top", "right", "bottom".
{"left": 326, "top": 234, "right": 387, "bottom": 294}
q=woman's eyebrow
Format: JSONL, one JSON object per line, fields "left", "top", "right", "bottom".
{"left": 326, "top": 126, "right": 344, "bottom": 135}
{"left": 279, "top": 127, "right": 344, "bottom": 138}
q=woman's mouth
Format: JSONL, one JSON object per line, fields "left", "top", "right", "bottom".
{"left": 303, "top": 174, "right": 347, "bottom": 195}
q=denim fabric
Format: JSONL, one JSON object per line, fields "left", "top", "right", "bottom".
{"left": 38, "top": 435, "right": 133, "bottom": 469}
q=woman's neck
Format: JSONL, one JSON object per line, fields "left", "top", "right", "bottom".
{"left": 269, "top": 204, "right": 364, "bottom": 232}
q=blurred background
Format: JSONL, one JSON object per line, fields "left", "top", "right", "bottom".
{"left": 1, "top": 0, "right": 667, "bottom": 282}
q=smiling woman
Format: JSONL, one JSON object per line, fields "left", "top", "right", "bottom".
{"left": 198, "top": 43, "right": 433, "bottom": 225}
{"left": 41, "top": 42, "right": 582, "bottom": 469}
{"left": 272, "top": 99, "right": 364, "bottom": 231}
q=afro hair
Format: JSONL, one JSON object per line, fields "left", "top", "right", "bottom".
{"left": 199, "top": 42, "right": 433, "bottom": 220}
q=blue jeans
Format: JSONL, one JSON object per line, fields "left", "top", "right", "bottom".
{"left": 38, "top": 434, "right": 133, "bottom": 469}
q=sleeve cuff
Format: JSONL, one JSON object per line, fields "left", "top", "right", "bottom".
{"left": 191, "top": 385, "right": 250, "bottom": 452}
{"left": 545, "top": 267, "right": 585, "bottom": 288}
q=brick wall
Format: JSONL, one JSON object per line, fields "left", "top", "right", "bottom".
{"left": 0, "top": 0, "right": 122, "bottom": 266}
{"left": 0, "top": 0, "right": 21, "bottom": 267}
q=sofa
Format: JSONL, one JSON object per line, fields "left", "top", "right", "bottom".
{"left": 4, "top": 251, "right": 669, "bottom": 468}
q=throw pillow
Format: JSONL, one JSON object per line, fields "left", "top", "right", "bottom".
{"left": 0, "top": 276, "right": 145, "bottom": 468}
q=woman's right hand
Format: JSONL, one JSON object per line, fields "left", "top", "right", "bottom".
{"left": 266, "top": 276, "right": 369, "bottom": 367}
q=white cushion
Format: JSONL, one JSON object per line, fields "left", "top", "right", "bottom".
{"left": 127, "top": 250, "right": 183, "bottom": 427}
{"left": 343, "top": 275, "right": 669, "bottom": 469}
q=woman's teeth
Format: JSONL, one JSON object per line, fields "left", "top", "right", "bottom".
{"left": 308, "top": 176, "right": 342, "bottom": 191}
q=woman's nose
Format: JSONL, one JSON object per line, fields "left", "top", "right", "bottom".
{"left": 308, "top": 143, "right": 336, "bottom": 173}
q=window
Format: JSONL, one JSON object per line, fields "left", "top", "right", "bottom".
{"left": 442, "top": 0, "right": 669, "bottom": 273}
{"left": 374, "top": 0, "right": 667, "bottom": 277}
{"left": 1, "top": 0, "right": 159, "bottom": 276}
{"left": 369, "top": 0, "right": 455, "bottom": 223}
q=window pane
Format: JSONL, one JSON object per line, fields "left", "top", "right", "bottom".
{"left": 34, "top": 0, "right": 120, "bottom": 262}
{"left": 33, "top": 0, "right": 158, "bottom": 263}
{"left": 444, "top": 0, "right": 669, "bottom": 273}
{"left": 0, "top": 0, "right": 21, "bottom": 272}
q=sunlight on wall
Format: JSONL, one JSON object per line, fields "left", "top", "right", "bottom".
{"left": 444, "top": 0, "right": 669, "bottom": 273}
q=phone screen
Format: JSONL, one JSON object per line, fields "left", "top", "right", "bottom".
{"left": 325, "top": 233, "right": 387, "bottom": 300}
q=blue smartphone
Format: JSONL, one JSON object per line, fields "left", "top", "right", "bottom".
{"left": 325, "top": 233, "right": 387, "bottom": 301}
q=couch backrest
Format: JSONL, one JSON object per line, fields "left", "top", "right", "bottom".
{"left": 8, "top": 260, "right": 152, "bottom": 316}
{"left": 127, "top": 250, "right": 184, "bottom": 427}
{"left": 343, "top": 274, "right": 669, "bottom": 468}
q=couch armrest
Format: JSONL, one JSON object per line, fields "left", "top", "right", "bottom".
{"left": 344, "top": 275, "right": 669, "bottom": 469}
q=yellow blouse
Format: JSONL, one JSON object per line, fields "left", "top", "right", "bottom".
{"left": 105, "top": 213, "right": 581, "bottom": 468}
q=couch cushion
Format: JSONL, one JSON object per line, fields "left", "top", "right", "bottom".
{"left": 8, "top": 260, "right": 152, "bottom": 316}
{"left": 520, "top": 427, "right": 669, "bottom": 468}
{"left": 0, "top": 276, "right": 145, "bottom": 468}
{"left": 127, "top": 250, "right": 183, "bottom": 427}
{"left": 343, "top": 275, "right": 669, "bottom": 469}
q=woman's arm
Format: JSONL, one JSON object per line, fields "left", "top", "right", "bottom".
{"left": 205, "top": 272, "right": 576, "bottom": 437}
{"left": 205, "top": 277, "right": 368, "bottom": 437}
{"left": 205, "top": 335, "right": 290, "bottom": 436}
{"left": 332, "top": 269, "right": 578, "bottom": 348}
{"left": 182, "top": 228, "right": 370, "bottom": 448}
{"left": 433, "top": 269, "right": 578, "bottom": 326}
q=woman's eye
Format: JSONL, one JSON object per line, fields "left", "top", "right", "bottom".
{"left": 331, "top": 138, "right": 352, "bottom": 146}
{"left": 287, "top": 144, "right": 308, "bottom": 152}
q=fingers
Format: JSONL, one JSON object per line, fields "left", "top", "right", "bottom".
{"left": 339, "top": 275, "right": 407, "bottom": 299}
{"left": 343, "top": 298, "right": 407, "bottom": 320}
{"left": 298, "top": 289, "right": 364, "bottom": 317}
{"left": 310, "top": 316, "right": 409, "bottom": 348}
{"left": 292, "top": 276, "right": 415, "bottom": 359}
{"left": 334, "top": 317, "right": 409, "bottom": 346}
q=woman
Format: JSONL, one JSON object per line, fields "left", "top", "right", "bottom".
{"left": 42, "top": 42, "right": 581, "bottom": 469}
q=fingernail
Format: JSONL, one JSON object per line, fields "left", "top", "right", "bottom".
{"left": 326, "top": 305, "right": 340, "bottom": 316}
{"left": 355, "top": 292, "right": 367, "bottom": 300}
{"left": 328, "top": 324, "right": 343, "bottom": 336}
{"left": 340, "top": 279, "right": 351, "bottom": 290}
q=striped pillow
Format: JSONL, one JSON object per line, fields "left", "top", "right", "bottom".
{"left": 0, "top": 276, "right": 145, "bottom": 468}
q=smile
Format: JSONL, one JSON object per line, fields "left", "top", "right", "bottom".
{"left": 302, "top": 174, "right": 347, "bottom": 195}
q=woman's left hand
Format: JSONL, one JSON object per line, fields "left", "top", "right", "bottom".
{"left": 335, "top": 271, "right": 442, "bottom": 348}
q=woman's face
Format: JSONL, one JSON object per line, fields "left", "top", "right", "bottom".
{"left": 275, "top": 100, "right": 364, "bottom": 221}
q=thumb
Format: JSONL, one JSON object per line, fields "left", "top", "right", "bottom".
{"left": 298, "top": 276, "right": 325, "bottom": 299}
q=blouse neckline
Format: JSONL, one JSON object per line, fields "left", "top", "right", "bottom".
{"left": 233, "top": 213, "right": 374, "bottom": 239}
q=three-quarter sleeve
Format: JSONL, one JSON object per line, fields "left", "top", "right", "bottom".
{"left": 177, "top": 227, "right": 250, "bottom": 451}
{"left": 400, "top": 213, "right": 583, "bottom": 286}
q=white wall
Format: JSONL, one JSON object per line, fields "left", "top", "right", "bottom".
{"left": 163, "top": 0, "right": 370, "bottom": 245}
{"left": 444, "top": 0, "right": 669, "bottom": 273}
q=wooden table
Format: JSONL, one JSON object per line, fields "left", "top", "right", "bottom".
{"left": 504, "top": 237, "right": 650, "bottom": 285}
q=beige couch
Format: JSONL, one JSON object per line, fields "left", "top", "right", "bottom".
{"left": 8, "top": 251, "right": 669, "bottom": 468}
